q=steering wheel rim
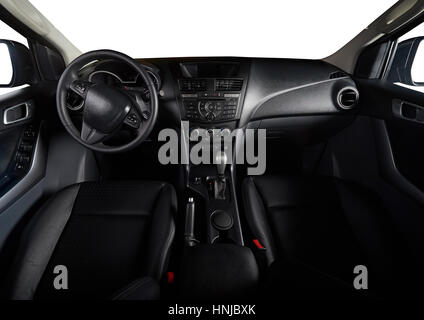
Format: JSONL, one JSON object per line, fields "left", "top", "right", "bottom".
{"left": 56, "top": 49, "right": 158, "bottom": 153}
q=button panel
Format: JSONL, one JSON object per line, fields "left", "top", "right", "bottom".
{"left": 0, "top": 124, "right": 39, "bottom": 198}
{"left": 183, "top": 93, "right": 240, "bottom": 122}
{"left": 14, "top": 125, "right": 37, "bottom": 173}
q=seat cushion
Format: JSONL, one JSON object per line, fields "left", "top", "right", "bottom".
{"left": 112, "top": 277, "right": 160, "bottom": 300}
{"left": 242, "top": 175, "right": 396, "bottom": 289}
{"left": 8, "top": 180, "right": 176, "bottom": 300}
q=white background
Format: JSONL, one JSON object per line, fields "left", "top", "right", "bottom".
{"left": 28, "top": 0, "right": 398, "bottom": 59}
{"left": 4, "top": 0, "right": 424, "bottom": 95}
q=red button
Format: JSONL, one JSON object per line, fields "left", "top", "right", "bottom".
{"left": 253, "top": 239, "right": 265, "bottom": 249}
{"left": 167, "top": 272, "right": 175, "bottom": 284}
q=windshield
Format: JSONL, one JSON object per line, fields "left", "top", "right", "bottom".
{"left": 30, "top": 0, "right": 397, "bottom": 59}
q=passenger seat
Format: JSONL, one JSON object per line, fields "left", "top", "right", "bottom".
{"left": 242, "top": 175, "right": 403, "bottom": 298}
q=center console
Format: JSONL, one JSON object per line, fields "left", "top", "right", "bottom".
{"left": 180, "top": 154, "right": 259, "bottom": 298}
{"left": 175, "top": 60, "right": 258, "bottom": 299}
{"left": 175, "top": 60, "right": 250, "bottom": 245}
{"left": 187, "top": 150, "right": 243, "bottom": 245}
{"left": 179, "top": 159, "right": 259, "bottom": 299}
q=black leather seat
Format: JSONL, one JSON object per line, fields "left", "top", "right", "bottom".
{"left": 242, "top": 175, "right": 401, "bottom": 297}
{"left": 7, "top": 180, "right": 177, "bottom": 300}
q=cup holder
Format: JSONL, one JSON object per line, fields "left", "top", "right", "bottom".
{"left": 211, "top": 210, "right": 233, "bottom": 231}
{"left": 211, "top": 210, "right": 235, "bottom": 244}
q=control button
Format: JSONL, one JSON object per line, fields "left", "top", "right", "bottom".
{"left": 124, "top": 113, "right": 141, "bottom": 128}
{"left": 205, "top": 101, "right": 215, "bottom": 112}
{"left": 73, "top": 81, "right": 93, "bottom": 95}
{"left": 206, "top": 113, "right": 215, "bottom": 121}
{"left": 15, "top": 162, "right": 26, "bottom": 171}
{"left": 75, "top": 83, "right": 86, "bottom": 93}
{"left": 224, "top": 93, "right": 240, "bottom": 98}
{"left": 19, "top": 142, "right": 33, "bottom": 153}
{"left": 141, "top": 111, "right": 150, "bottom": 120}
{"left": 23, "top": 126, "right": 36, "bottom": 138}
{"left": 198, "top": 101, "right": 207, "bottom": 118}
{"left": 16, "top": 152, "right": 31, "bottom": 165}
{"left": 181, "top": 94, "right": 198, "bottom": 98}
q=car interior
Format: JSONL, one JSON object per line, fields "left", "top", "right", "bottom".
{"left": 1, "top": 0, "right": 424, "bottom": 300}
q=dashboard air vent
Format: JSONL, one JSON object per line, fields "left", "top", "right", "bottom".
{"left": 179, "top": 79, "right": 207, "bottom": 92}
{"left": 329, "top": 71, "right": 347, "bottom": 79}
{"left": 215, "top": 79, "right": 243, "bottom": 91}
{"left": 337, "top": 87, "right": 359, "bottom": 110}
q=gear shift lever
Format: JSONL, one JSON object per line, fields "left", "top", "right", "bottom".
{"left": 214, "top": 151, "right": 228, "bottom": 199}
{"left": 215, "top": 151, "right": 228, "bottom": 178}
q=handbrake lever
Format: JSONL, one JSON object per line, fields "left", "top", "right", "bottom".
{"left": 184, "top": 197, "right": 198, "bottom": 246}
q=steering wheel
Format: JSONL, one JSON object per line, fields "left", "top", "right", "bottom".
{"left": 56, "top": 50, "right": 158, "bottom": 153}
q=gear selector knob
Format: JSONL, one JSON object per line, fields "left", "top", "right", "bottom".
{"left": 215, "top": 151, "right": 228, "bottom": 177}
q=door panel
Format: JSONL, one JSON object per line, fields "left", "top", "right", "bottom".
{"left": 386, "top": 117, "right": 424, "bottom": 192}
{"left": 0, "top": 87, "right": 44, "bottom": 213}
{"left": 358, "top": 79, "right": 424, "bottom": 195}
{"left": 353, "top": 79, "right": 424, "bottom": 275}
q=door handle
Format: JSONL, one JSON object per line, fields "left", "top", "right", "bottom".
{"left": 392, "top": 99, "right": 424, "bottom": 123}
{"left": 3, "top": 101, "right": 32, "bottom": 125}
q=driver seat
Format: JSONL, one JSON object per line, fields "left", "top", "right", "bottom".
{"left": 7, "top": 180, "right": 177, "bottom": 300}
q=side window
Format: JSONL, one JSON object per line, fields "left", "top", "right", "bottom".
{"left": 386, "top": 22, "right": 424, "bottom": 93}
{"left": 0, "top": 20, "right": 30, "bottom": 96}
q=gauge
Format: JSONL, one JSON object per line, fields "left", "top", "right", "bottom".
{"left": 135, "top": 70, "right": 161, "bottom": 90}
{"left": 88, "top": 70, "right": 123, "bottom": 85}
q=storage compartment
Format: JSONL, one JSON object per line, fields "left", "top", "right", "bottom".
{"left": 178, "top": 244, "right": 259, "bottom": 299}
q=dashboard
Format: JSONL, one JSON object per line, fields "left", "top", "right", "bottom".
{"left": 68, "top": 56, "right": 360, "bottom": 144}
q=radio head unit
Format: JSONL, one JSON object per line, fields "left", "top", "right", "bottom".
{"left": 179, "top": 78, "right": 244, "bottom": 123}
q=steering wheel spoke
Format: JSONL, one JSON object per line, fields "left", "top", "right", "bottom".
{"left": 124, "top": 89, "right": 151, "bottom": 114}
{"left": 123, "top": 108, "right": 142, "bottom": 129}
{"left": 81, "top": 121, "right": 108, "bottom": 144}
{"left": 122, "top": 91, "right": 151, "bottom": 129}
{"left": 69, "top": 80, "right": 94, "bottom": 99}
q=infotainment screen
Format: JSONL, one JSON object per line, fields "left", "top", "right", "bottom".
{"left": 180, "top": 62, "right": 240, "bottom": 78}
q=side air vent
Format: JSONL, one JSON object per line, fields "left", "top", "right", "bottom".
{"left": 329, "top": 71, "right": 347, "bottom": 79}
{"left": 337, "top": 87, "right": 359, "bottom": 110}
{"left": 215, "top": 79, "right": 243, "bottom": 91}
{"left": 179, "top": 79, "right": 207, "bottom": 92}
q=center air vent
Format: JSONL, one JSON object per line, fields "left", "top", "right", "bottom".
{"left": 337, "top": 87, "right": 359, "bottom": 110}
{"left": 179, "top": 79, "right": 207, "bottom": 92}
{"left": 215, "top": 79, "right": 243, "bottom": 91}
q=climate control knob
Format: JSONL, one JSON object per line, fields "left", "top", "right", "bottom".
{"left": 205, "top": 102, "right": 216, "bottom": 113}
